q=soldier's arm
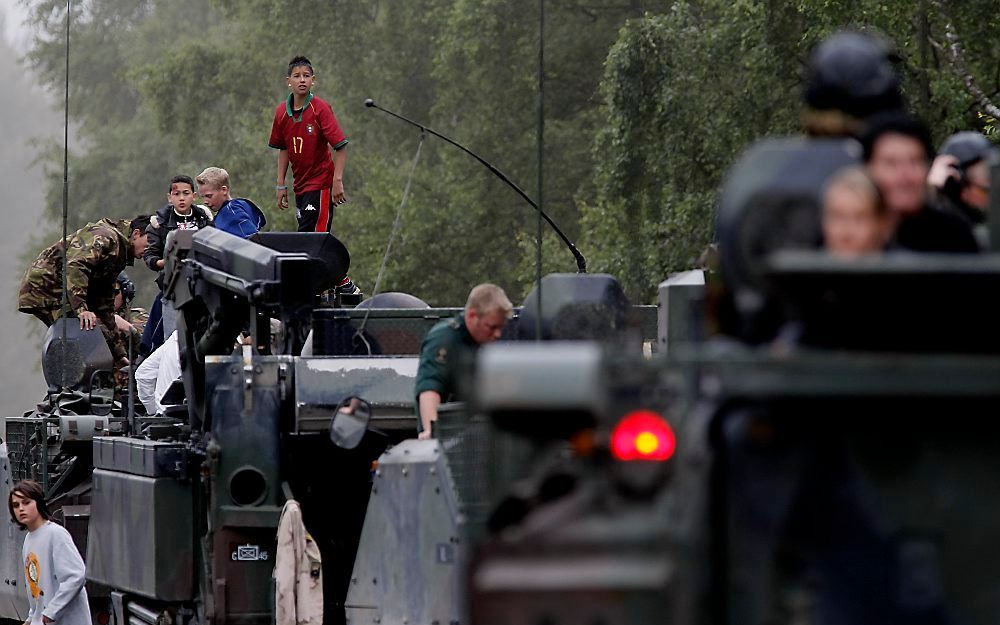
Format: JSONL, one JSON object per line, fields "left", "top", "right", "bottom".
{"left": 414, "top": 329, "right": 451, "bottom": 437}
{"left": 418, "top": 391, "right": 442, "bottom": 438}
{"left": 96, "top": 310, "right": 128, "bottom": 362}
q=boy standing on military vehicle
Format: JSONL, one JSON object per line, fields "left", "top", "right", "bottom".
{"left": 145, "top": 175, "right": 214, "bottom": 338}
{"left": 17, "top": 215, "right": 151, "bottom": 366}
{"left": 269, "top": 55, "right": 361, "bottom": 301}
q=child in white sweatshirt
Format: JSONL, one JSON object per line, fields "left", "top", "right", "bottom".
{"left": 9, "top": 481, "right": 91, "bottom": 625}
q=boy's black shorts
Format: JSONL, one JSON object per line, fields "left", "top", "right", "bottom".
{"left": 294, "top": 188, "right": 335, "bottom": 233}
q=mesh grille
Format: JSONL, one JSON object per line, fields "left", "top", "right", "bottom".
{"left": 5, "top": 419, "right": 47, "bottom": 484}
{"left": 435, "top": 405, "right": 533, "bottom": 540}
{"left": 43, "top": 340, "right": 86, "bottom": 390}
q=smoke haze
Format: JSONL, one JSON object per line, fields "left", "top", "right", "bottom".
{"left": 0, "top": 4, "right": 59, "bottom": 413}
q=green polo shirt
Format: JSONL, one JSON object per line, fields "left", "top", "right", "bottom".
{"left": 414, "top": 313, "right": 478, "bottom": 422}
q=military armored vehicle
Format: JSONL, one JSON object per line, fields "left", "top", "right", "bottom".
{"left": 0, "top": 224, "right": 658, "bottom": 625}
{"left": 10, "top": 103, "right": 999, "bottom": 625}
{"left": 447, "top": 139, "right": 1000, "bottom": 625}
{"left": 7, "top": 137, "right": 1000, "bottom": 625}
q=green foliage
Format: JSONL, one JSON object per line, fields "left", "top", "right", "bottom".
{"left": 21, "top": 0, "right": 1000, "bottom": 309}
{"left": 981, "top": 114, "right": 999, "bottom": 138}
{"left": 583, "top": 3, "right": 799, "bottom": 301}
{"left": 585, "top": 0, "right": 1000, "bottom": 301}
{"left": 787, "top": 0, "right": 999, "bottom": 138}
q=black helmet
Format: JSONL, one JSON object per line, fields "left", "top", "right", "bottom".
{"left": 805, "top": 31, "right": 903, "bottom": 120}
{"left": 115, "top": 271, "right": 136, "bottom": 305}
{"left": 939, "top": 131, "right": 993, "bottom": 170}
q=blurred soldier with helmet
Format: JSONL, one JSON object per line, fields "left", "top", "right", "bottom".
{"left": 802, "top": 30, "right": 904, "bottom": 139}
{"left": 928, "top": 131, "right": 995, "bottom": 245}
{"left": 695, "top": 27, "right": 989, "bottom": 625}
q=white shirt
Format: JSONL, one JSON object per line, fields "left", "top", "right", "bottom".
{"left": 135, "top": 331, "right": 181, "bottom": 414}
{"left": 22, "top": 521, "right": 91, "bottom": 625}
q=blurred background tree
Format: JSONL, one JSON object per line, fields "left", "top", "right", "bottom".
{"left": 18, "top": 0, "right": 1000, "bottom": 307}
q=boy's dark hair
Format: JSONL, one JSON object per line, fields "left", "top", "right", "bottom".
{"left": 168, "top": 175, "right": 195, "bottom": 193}
{"left": 130, "top": 214, "right": 152, "bottom": 235}
{"left": 9, "top": 480, "right": 51, "bottom": 530}
{"left": 287, "top": 56, "right": 314, "bottom": 76}
{"left": 860, "top": 111, "right": 934, "bottom": 163}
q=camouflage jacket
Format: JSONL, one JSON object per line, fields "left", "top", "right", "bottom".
{"left": 275, "top": 499, "right": 323, "bottom": 625}
{"left": 18, "top": 219, "right": 135, "bottom": 316}
{"left": 126, "top": 306, "right": 149, "bottom": 335}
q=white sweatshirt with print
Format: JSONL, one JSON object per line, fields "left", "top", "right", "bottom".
{"left": 22, "top": 521, "right": 92, "bottom": 625}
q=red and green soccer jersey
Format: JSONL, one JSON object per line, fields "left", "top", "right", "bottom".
{"left": 268, "top": 93, "right": 349, "bottom": 195}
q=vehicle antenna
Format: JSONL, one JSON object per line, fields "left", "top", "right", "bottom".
{"left": 59, "top": 0, "right": 71, "bottom": 395}
{"left": 372, "top": 132, "right": 425, "bottom": 298}
{"left": 535, "top": 0, "right": 545, "bottom": 341}
{"left": 364, "top": 99, "right": 587, "bottom": 274}
{"left": 352, "top": 131, "right": 427, "bottom": 354}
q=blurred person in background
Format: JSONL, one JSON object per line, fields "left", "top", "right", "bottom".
{"left": 928, "top": 131, "right": 994, "bottom": 246}
{"left": 861, "top": 112, "right": 979, "bottom": 253}
{"left": 823, "top": 166, "right": 890, "bottom": 257}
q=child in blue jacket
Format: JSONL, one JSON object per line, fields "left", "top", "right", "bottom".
{"left": 195, "top": 166, "right": 267, "bottom": 238}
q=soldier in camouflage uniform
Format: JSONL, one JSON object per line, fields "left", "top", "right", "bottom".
{"left": 18, "top": 216, "right": 152, "bottom": 365}
{"left": 127, "top": 307, "right": 149, "bottom": 335}
{"left": 112, "top": 271, "right": 149, "bottom": 359}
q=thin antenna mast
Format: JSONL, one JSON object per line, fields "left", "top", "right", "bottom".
{"left": 59, "top": 0, "right": 71, "bottom": 393}
{"left": 535, "top": 0, "right": 544, "bottom": 342}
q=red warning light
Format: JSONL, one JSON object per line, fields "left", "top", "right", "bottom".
{"left": 611, "top": 410, "right": 676, "bottom": 461}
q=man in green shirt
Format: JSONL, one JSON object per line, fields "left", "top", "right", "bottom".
{"left": 415, "top": 283, "right": 513, "bottom": 439}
